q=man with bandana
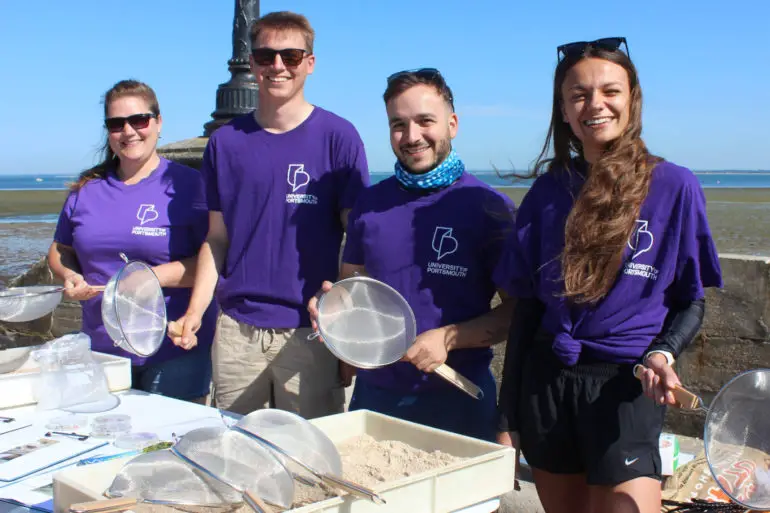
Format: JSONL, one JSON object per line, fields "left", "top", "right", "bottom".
{"left": 308, "top": 69, "right": 515, "bottom": 441}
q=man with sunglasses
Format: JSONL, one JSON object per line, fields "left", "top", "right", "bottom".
{"left": 308, "top": 69, "right": 516, "bottom": 441}
{"left": 171, "top": 11, "right": 369, "bottom": 418}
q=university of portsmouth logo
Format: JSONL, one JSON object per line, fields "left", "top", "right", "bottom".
{"left": 136, "top": 204, "right": 158, "bottom": 225}
{"left": 131, "top": 204, "right": 167, "bottom": 237}
{"left": 426, "top": 226, "right": 468, "bottom": 278}
{"left": 628, "top": 220, "right": 654, "bottom": 260}
{"left": 432, "top": 226, "right": 458, "bottom": 261}
{"left": 287, "top": 164, "right": 310, "bottom": 193}
{"left": 285, "top": 164, "right": 318, "bottom": 205}
{"left": 623, "top": 219, "right": 658, "bottom": 280}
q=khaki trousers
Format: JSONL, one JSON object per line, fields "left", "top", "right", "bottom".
{"left": 211, "top": 313, "right": 345, "bottom": 418}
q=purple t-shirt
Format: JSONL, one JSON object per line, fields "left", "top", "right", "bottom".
{"left": 496, "top": 160, "right": 723, "bottom": 365}
{"left": 53, "top": 157, "right": 217, "bottom": 366}
{"left": 201, "top": 108, "right": 369, "bottom": 328}
{"left": 343, "top": 173, "right": 515, "bottom": 393}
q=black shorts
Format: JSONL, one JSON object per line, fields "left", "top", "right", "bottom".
{"left": 518, "top": 343, "right": 665, "bottom": 486}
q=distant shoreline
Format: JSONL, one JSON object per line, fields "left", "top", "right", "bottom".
{"left": 1, "top": 187, "right": 770, "bottom": 220}
{"left": 0, "top": 190, "right": 69, "bottom": 218}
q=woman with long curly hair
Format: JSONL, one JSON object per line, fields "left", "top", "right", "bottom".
{"left": 496, "top": 38, "right": 722, "bottom": 512}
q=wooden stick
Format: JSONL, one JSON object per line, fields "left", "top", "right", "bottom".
{"left": 434, "top": 364, "right": 484, "bottom": 400}
{"left": 633, "top": 365, "right": 701, "bottom": 410}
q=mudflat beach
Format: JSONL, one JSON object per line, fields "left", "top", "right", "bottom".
{"left": 0, "top": 187, "right": 768, "bottom": 286}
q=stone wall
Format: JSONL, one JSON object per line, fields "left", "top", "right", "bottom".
{"left": 2, "top": 254, "right": 769, "bottom": 437}
{"left": 0, "top": 257, "right": 82, "bottom": 350}
{"left": 669, "top": 254, "right": 770, "bottom": 436}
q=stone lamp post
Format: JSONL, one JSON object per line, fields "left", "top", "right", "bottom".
{"left": 158, "top": 0, "right": 260, "bottom": 169}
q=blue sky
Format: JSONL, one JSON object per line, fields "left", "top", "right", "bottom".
{"left": 1, "top": 0, "right": 767, "bottom": 175}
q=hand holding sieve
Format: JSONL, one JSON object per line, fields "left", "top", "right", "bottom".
{"left": 315, "top": 276, "right": 484, "bottom": 400}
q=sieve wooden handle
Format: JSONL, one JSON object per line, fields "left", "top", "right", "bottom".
{"left": 90, "top": 286, "right": 106, "bottom": 292}
{"left": 167, "top": 320, "right": 183, "bottom": 337}
{"left": 167, "top": 320, "right": 197, "bottom": 340}
{"left": 633, "top": 364, "right": 701, "bottom": 410}
{"left": 434, "top": 364, "right": 484, "bottom": 400}
{"left": 243, "top": 491, "right": 274, "bottom": 513}
{"left": 69, "top": 498, "right": 138, "bottom": 513}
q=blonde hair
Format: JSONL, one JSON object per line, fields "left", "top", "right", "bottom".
{"left": 249, "top": 11, "right": 315, "bottom": 52}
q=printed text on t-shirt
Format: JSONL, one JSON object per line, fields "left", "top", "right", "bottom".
{"left": 285, "top": 164, "right": 319, "bottom": 205}
{"left": 426, "top": 226, "right": 468, "bottom": 279}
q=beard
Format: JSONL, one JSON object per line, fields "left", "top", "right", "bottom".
{"left": 399, "top": 137, "right": 452, "bottom": 174}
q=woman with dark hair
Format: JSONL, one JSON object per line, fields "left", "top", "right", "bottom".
{"left": 47, "top": 79, "right": 216, "bottom": 403}
{"left": 496, "top": 38, "right": 722, "bottom": 512}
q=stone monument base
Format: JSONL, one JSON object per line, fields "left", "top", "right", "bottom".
{"left": 158, "top": 137, "right": 208, "bottom": 170}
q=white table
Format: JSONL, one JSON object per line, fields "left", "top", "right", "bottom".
{"left": 0, "top": 390, "right": 228, "bottom": 509}
{"left": 1, "top": 391, "right": 500, "bottom": 513}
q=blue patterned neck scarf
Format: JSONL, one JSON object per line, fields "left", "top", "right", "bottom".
{"left": 394, "top": 150, "right": 465, "bottom": 190}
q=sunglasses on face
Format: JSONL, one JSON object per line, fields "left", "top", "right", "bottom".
{"left": 251, "top": 47, "right": 309, "bottom": 67}
{"left": 557, "top": 37, "right": 629, "bottom": 60}
{"left": 104, "top": 113, "right": 157, "bottom": 133}
{"left": 386, "top": 68, "right": 455, "bottom": 108}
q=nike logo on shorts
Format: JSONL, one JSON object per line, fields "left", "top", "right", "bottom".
{"left": 624, "top": 457, "right": 639, "bottom": 466}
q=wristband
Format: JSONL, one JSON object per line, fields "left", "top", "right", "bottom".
{"left": 645, "top": 350, "right": 675, "bottom": 366}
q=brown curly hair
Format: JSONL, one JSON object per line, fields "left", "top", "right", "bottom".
{"left": 532, "top": 45, "right": 661, "bottom": 304}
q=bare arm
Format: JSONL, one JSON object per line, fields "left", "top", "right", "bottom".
{"left": 186, "top": 211, "right": 229, "bottom": 317}
{"left": 168, "top": 211, "right": 228, "bottom": 349}
{"left": 326, "top": 266, "right": 513, "bottom": 353}
{"left": 405, "top": 290, "right": 516, "bottom": 373}
{"left": 47, "top": 242, "right": 100, "bottom": 301}
{"left": 445, "top": 290, "right": 516, "bottom": 351}
{"left": 48, "top": 241, "right": 81, "bottom": 281}
{"left": 152, "top": 257, "right": 198, "bottom": 288}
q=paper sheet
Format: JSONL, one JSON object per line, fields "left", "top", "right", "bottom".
{"left": 0, "top": 431, "right": 106, "bottom": 482}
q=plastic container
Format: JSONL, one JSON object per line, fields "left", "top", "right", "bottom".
{"left": 46, "top": 414, "right": 89, "bottom": 432}
{"left": 52, "top": 409, "right": 516, "bottom": 513}
{"left": 91, "top": 414, "right": 132, "bottom": 438}
{"left": 114, "top": 432, "right": 159, "bottom": 450}
{"left": 0, "top": 351, "right": 132, "bottom": 409}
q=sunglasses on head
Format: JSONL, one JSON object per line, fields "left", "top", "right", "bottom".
{"left": 557, "top": 37, "right": 629, "bottom": 60}
{"left": 104, "top": 113, "right": 157, "bottom": 133}
{"left": 386, "top": 67, "right": 443, "bottom": 83}
{"left": 251, "top": 47, "right": 309, "bottom": 67}
{"left": 386, "top": 68, "right": 455, "bottom": 107}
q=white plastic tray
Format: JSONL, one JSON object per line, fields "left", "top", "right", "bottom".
{"left": 0, "top": 351, "right": 132, "bottom": 409}
{"left": 53, "top": 409, "right": 516, "bottom": 513}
